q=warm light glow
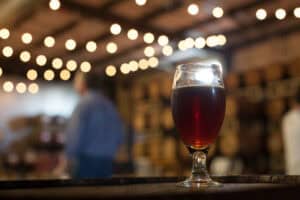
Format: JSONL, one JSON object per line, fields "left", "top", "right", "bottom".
{"left": 138, "top": 59, "right": 149, "bottom": 70}
{"left": 44, "top": 36, "right": 55, "bottom": 48}
{"left": 294, "top": 7, "right": 300, "bottom": 18}
{"left": 212, "top": 7, "right": 224, "bottom": 18}
{"left": 110, "top": 23, "right": 122, "bottom": 35}
{"left": 16, "top": 82, "right": 26, "bottom": 94}
{"left": 28, "top": 83, "right": 39, "bottom": 94}
{"left": 86, "top": 41, "right": 97, "bottom": 52}
{"left": 105, "top": 65, "right": 117, "bottom": 77}
{"left": 129, "top": 60, "right": 138, "bottom": 72}
{"left": 0, "top": 28, "right": 10, "bottom": 39}
{"left": 2, "top": 46, "right": 13, "bottom": 57}
{"left": 127, "top": 29, "right": 138, "bottom": 40}
{"left": 66, "top": 60, "right": 78, "bottom": 71}
{"left": 52, "top": 58, "right": 63, "bottom": 69}
{"left": 19, "top": 51, "right": 31, "bottom": 63}
{"left": 185, "top": 37, "right": 195, "bottom": 49}
{"left": 275, "top": 8, "right": 286, "bottom": 20}
{"left": 158, "top": 35, "right": 169, "bottom": 46}
{"left": 178, "top": 40, "right": 187, "bottom": 51}
{"left": 206, "top": 35, "right": 218, "bottom": 47}
{"left": 217, "top": 34, "right": 227, "bottom": 46}
{"left": 144, "top": 46, "right": 155, "bottom": 57}
{"left": 195, "top": 36, "right": 206, "bottom": 48}
{"left": 21, "top": 33, "right": 33, "bottom": 44}
{"left": 3, "top": 81, "right": 14, "bottom": 93}
{"left": 0, "top": 67, "right": 2, "bottom": 77}
{"left": 49, "top": 0, "right": 61, "bottom": 10}
{"left": 148, "top": 57, "right": 159, "bottom": 68}
{"left": 65, "top": 39, "right": 77, "bottom": 51}
{"left": 256, "top": 8, "right": 267, "bottom": 20}
{"left": 106, "top": 42, "right": 118, "bottom": 54}
{"left": 36, "top": 55, "right": 47, "bottom": 66}
{"left": 27, "top": 69, "right": 38, "bottom": 81}
{"left": 187, "top": 4, "right": 199, "bottom": 15}
{"left": 60, "top": 69, "right": 71, "bottom": 81}
{"left": 195, "top": 68, "right": 214, "bottom": 84}
{"left": 135, "top": 0, "right": 147, "bottom": 6}
{"left": 143, "top": 32, "right": 155, "bottom": 44}
{"left": 80, "top": 61, "right": 91, "bottom": 73}
{"left": 44, "top": 69, "right": 55, "bottom": 81}
{"left": 120, "top": 63, "right": 130, "bottom": 74}
{"left": 162, "top": 45, "right": 173, "bottom": 56}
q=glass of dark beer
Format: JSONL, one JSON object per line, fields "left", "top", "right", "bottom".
{"left": 171, "top": 62, "right": 226, "bottom": 188}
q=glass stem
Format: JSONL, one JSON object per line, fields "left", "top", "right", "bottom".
{"left": 191, "top": 149, "right": 211, "bottom": 181}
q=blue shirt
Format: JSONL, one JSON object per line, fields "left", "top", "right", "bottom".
{"left": 65, "top": 91, "right": 123, "bottom": 159}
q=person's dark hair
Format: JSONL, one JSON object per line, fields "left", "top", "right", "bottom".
{"left": 296, "top": 88, "right": 300, "bottom": 103}
{"left": 82, "top": 71, "right": 105, "bottom": 91}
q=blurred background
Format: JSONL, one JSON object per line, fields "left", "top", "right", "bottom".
{"left": 0, "top": 0, "right": 299, "bottom": 180}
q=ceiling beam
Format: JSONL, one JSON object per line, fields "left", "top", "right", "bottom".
{"left": 225, "top": 8, "right": 297, "bottom": 48}
{"left": 174, "top": 0, "right": 276, "bottom": 37}
{"left": 62, "top": 0, "right": 170, "bottom": 36}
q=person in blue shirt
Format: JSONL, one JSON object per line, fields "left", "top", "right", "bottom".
{"left": 65, "top": 71, "right": 123, "bottom": 179}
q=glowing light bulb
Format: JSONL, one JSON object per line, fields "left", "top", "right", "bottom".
{"left": 217, "top": 34, "right": 226, "bottom": 46}
{"left": 162, "top": 45, "right": 173, "bottom": 56}
{"left": 110, "top": 23, "right": 121, "bottom": 35}
{"left": 106, "top": 42, "right": 118, "bottom": 54}
{"left": 0, "top": 67, "right": 3, "bottom": 77}
{"left": 2, "top": 46, "right": 13, "bottom": 57}
{"left": 120, "top": 63, "right": 130, "bottom": 74}
{"left": 178, "top": 40, "right": 187, "bottom": 51}
{"left": 85, "top": 41, "right": 97, "bottom": 52}
{"left": 66, "top": 60, "right": 78, "bottom": 71}
{"left": 148, "top": 57, "right": 159, "bottom": 68}
{"left": 127, "top": 29, "right": 138, "bottom": 40}
{"left": 26, "top": 69, "right": 38, "bottom": 81}
{"left": 3, "top": 81, "right": 14, "bottom": 93}
{"left": 195, "top": 36, "right": 206, "bottom": 48}
{"left": 0, "top": 28, "right": 10, "bottom": 39}
{"left": 135, "top": 0, "right": 147, "bottom": 6}
{"left": 185, "top": 37, "right": 195, "bottom": 49}
{"left": 294, "top": 7, "right": 300, "bottom": 18}
{"left": 21, "top": 33, "right": 32, "bottom": 44}
{"left": 36, "top": 55, "right": 47, "bottom": 66}
{"left": 187, "top": 4, "right": 199, "bottom": 15}
{"left": 44, "top": 69, "right": 55, "bottom": 81}
{"left": 206, "top": 35, "right": 218, "bottom": 47}
{"left": 143, "top": 32, "right": 155, "bottom": 44}
{"left": 80, "top": 61, "right": 91, "bottom": 72}
{"left": 19, "top": 51, "right": 31, "bottom": 63}
{"left": 129, "top": 61, "right": 138, "bottom": 72}
{"left": 138, "top": 59, "right": 149, "bottom": 70}
{"left": 158, "top": 35, "right": 169, "bottom": 46}
{"left": 28, "top": 83, "right": 39, "bottom": 94}
{"left": 105, "top": 65, "right": 117, "bottom": 77}
{"left": 275, "top": 8, "right": 286, "bottom": 20}
{"left": 144, "top": 46, "right": 155, "bottom": 57}
{"left": 44, "top": 36, "right": 55, "bottom": 47}
{"left": 65, "top": 39, "right": 77, "bottom": 51}
{"left": 60, "top": 69, "right": 71, "bottom": 81}
{"left": 256, "top": 8, "right": 267, "bottom": 20}
{"left": 52, "top": 58, "right": 63, "bottom": 69}
{"left": 49, "top": 0, "right": 61, "bottom": 10}
{"left": 212, "top": 7, "right": 224, "bottom": 18}
{"left": 16, "top": 82, "right": 26, "bottom": 94}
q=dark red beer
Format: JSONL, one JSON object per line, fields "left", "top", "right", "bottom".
{"left": 171, "top": 86, "right": 225, "bottom": 149}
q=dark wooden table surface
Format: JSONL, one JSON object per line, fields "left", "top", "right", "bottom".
{"left": 0, "top": 176, "right": 300, "bottom": 199}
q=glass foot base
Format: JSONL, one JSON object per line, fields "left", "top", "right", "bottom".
{"left": 177, "top": 177, "right": 222, "bottom": 188}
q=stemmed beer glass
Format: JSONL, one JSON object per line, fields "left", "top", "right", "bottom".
{"left": 171, "top": 63, "right": 226, "bottom": 187}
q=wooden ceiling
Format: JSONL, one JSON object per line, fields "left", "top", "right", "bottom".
{"left": 0, "top": 0, "right": 299, "bottom": 79}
